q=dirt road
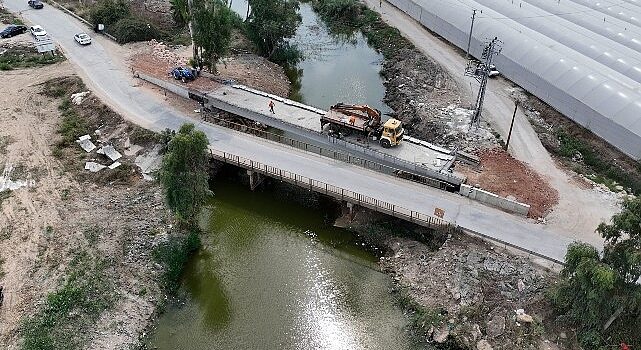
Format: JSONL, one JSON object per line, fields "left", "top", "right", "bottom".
{"left": 365, "top": 0, "right": 619, "bottom": 242}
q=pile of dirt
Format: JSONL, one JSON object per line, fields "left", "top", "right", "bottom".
{"left": 381, "top": 235, "right": 573, "bottom": 350}
{"left": 459, "top": 148, "right": 559, "bottom": 218}
{"left": 382, "top": 47, "right": 497, "bottom": 152}
{"left": 130, "top": 40, "right": 290, "bottom": 96}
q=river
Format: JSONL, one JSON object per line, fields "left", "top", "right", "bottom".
{"left": 229, "top": 0, "right": 390, "bottom": 112}
{"left": 148, "top": 172, "right": 427, "bottom": 349}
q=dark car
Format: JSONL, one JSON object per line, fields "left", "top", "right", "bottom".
{"left": 28, "top": 0, "right": 44, "bottom": 9}
{"left": 170, "top": 67, "right": 196, "bottom": 83}
{"left": 0, "top": 25, "right": 28, "bottom": 38}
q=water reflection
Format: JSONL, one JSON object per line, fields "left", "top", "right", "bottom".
{"left": 148, "top": 176, "right": 419, "bottom": 350}
{"left": 228, "top": 0, "right": 390, "bottom": 112}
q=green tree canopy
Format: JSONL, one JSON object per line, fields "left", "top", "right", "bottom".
{"left": 192, "top": 0, "right": 235, "bottom": 72}
{"left": 246, "top": 0, "right": 301, "bottom": 59}
{"left": 550, "top": 197, "right": 641, "bottom": 349}
{"left": 160, "top": 123, "right": 211, "bottom": 223}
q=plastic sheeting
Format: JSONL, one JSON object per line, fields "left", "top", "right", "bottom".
{"left": 389, "top": 0, "right": 641, "bottom": 159}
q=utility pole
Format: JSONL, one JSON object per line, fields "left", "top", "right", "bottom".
{"left": 466, "top": 9, "right": 477, "bottom": 60}
{"left": 465, "top": 37, "right": 502, "bottom": 128}
{"left": 504, "top": 100, "right": 519, "bottom": 151}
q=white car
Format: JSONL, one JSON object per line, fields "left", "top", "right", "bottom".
{"left": 74, "top": 32, "right": 91, "bottom": 45}
{"left": 488, "top": 64, "right": 500, "bottom": 78}
{"left": 29, "top": 25, "right": 46, "bottom": 38}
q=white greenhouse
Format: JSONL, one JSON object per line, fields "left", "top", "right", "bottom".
{"left": 388, "top": 0, "right": 641, "bottom": 159}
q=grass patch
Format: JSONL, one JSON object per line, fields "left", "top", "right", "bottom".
{"left": 0, "top": 7, "right": 24, "bottom": 25}
{"left": 0, "top": 135, "right": 13, "bottom": 155}
{"left": 0, "top": 256, "right": 5, "bottom": 279}
{"left": 0, "top": 190, "right": 12, "bottom": 209}
{"left": 394, "top": 286, "right": 444, "bottom": 340}
{"left": 20, "top": 251, "right": 114, "bottom": 350}
{"left": 555, "top": 129, "right": 641, "bottom": 193}
{"left": 0, "top": 46, "right": 65, "bottom": 70}
{"left": 152, "top": 229, "right": 201, "bottom": 293}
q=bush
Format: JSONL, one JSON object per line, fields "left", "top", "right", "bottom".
{"left": 112, "top": 17, "right": 161, "bottom": 43}
{"left": 153, "top": 229, "right": 201, "bottom": 292}
{"left": 89, "top": 0, "right": 130, "bottom": 26}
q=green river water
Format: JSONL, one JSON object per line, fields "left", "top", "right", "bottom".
{"left": 148, "top": 174, "right": 425, "bottom": 349}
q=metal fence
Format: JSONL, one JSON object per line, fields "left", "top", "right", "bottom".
{"left": 204, "top": 114, "right": 452, "bottom": 189}
{"left": 209, "top": 148, "right": 459, "bottom": 233}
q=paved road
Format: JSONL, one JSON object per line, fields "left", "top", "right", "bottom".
{"left": 363, "top": 0, "right": 619, "bottom": 242}
{"left": 3, "top": 0, "right": 582, "bottom": 262}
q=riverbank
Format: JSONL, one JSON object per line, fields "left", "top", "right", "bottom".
{"left": 336, "top": 206, "right": 577, "bottom": 349}
{"left": 0, "top": 63, "right": 187, "bottom": 349}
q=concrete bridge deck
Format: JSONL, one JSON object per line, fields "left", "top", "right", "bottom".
{"left": 3, "top": 0, "right": 583, "bottom": 265}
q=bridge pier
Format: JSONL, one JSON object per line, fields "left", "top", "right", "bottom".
{"left": 247, "top": 170, "right": 264, "bottom": 191}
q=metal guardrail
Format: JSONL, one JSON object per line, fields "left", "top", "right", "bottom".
{"left": 209, "top": 148, "right": 459, "bottom": 233}
{"left": 209, "top": 87, "right": 466, "bottom": 185}
{"left": 203, "top": 114, "right": 451, "bottom": 189}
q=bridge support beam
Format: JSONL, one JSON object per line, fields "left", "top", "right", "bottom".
{"left": 247, "top": 170, "right": 264, "bottom": 191}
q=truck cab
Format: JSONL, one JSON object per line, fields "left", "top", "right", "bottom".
{"left": 380, "top": 118, "right": 403, "bottom": 148}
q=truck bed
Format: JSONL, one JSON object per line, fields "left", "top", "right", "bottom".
{"left": 321, "top": 110, "right": 370, "bottom": 131}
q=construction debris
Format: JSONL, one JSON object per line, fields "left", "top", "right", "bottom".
{"left": 0, "top": 163, "right": 30, "bottom": 191}
{"left": 108, "top": 161, "right": 122, "bottom": 169}
{"left": 71, "top": 91, "right": 90, "bottom": 105}
{"left": 84, "top": 161, "right": 107, "bottom": 172}
{"left": 76, "top": 135, "right": 96, "bottom": 153}
{"left": 97, "top": 145, "right": 122, "bottom": 161}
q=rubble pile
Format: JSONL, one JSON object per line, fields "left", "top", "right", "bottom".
{"left": 381, "top": 235, "right": 563, "bottom": 349}
{"left": 148, "top": 39, "right": 186, "bottom": 66}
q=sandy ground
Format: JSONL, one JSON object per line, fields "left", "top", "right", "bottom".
{"left": 128, "top": 40, "right": 291, "bottom": 96}
{"left": 0, "top": 64, "right": 169, "bottom": 349}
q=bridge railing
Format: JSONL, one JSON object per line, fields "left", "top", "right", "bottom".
{"left": 203, "top": 114, "right": 452, "bottom": 190}
{"left": 209, "top": 148, "right": 459, "bottom": 233}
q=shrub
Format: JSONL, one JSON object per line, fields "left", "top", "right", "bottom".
{"left": 153, "top": 229, "right": 201, "bottom": 292}
{"left": 89, "top": 0, "right": 130, "bottom": 26}
{"left": 111, "top": 17, "right": 161, "bottom": 43}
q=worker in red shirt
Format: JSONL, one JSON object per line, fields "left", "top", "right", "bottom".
{"left": 621, "top": 342, "right": 630, "bottom": 350}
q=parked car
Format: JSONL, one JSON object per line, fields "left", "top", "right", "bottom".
{"left": 27, "top": 0, "right": 44, "bottom": 9}
{"left": 170, "top": 67, "right": 195, "bottom": 83}
{"left": 29, "top": 25, "right": 47, "bottom": 38}
{"left": 74, "top": 32, "right": 91, "bottom": 45}
{"left": 488, "top": 64, "right": 500, "bottom": 78}
{"left": 0, "top": 25, "right": 27, "bottom": 38}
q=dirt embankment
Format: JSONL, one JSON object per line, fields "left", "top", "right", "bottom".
{"left": 0, "top": 64, "right": 173, "bottom": 349}
{"left": 459, "top": 149, "right": 559, "bottom": 219}
{"left": 129, "top": 39, "right": 291, "bottom": 97}
{"left": 340, "top": 208, "right": 574, "bottom": 350}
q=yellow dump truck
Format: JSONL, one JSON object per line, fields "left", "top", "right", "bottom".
{"left": 320, "top": 103, "right": 404, "bottom": 148}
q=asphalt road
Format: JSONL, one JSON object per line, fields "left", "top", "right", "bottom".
{"left": 2, "top": 0, "right": 581, "bottom": 262}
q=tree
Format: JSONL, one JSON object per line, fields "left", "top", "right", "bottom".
{"left": 160, "top": 123, "right": 211, "bottom": 223}
{"left": 192, "top": 0, "right": 234, "bottom": 73}
{"left": 89, "top": 0, "right": 130, "bottom": 26}
{"left": 170, "top": 0, "right": 197, "bottom": 58}
{"left": 549, "top": 197, "right": 641, "bottom": 348}
{"left": 245, "top": 0, "right": 301, "bottom": 59}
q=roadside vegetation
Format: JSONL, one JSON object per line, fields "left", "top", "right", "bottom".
{"left": 0, "top": 47, "right": 65, "bottom": 71}
{"left": 155, "top": 123, "right": 211, "bottom": 294}
{"left": 548, "top": 197, "right": 641, "bottom": 349}
{"left": 21, "top": 251, "right": 113, "bottom": 350}
{"left": 0, "top": 7, "right": 23, "bottom": 25}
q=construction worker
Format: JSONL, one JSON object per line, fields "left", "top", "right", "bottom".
{"left": 349, "top": 115, "right": 356, "bottom": 125}
{"left": 621, "top": 342, "right": 630, "bottom": 350}
{"left": 269, "top": 100, "right": 275, "bottom": 114}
